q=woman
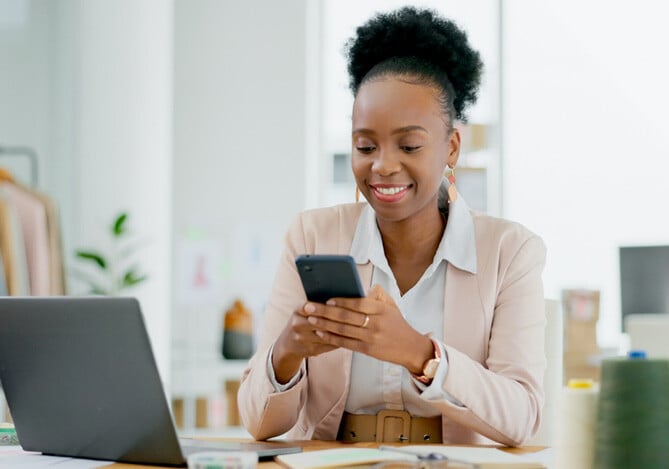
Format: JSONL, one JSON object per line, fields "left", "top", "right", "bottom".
{"left": 238, "top": 6, "right": 546, "bottom": 446}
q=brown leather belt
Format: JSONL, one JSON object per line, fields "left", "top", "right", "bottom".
{"left": 338, "top": 410, "right": 442, "bottom": 443}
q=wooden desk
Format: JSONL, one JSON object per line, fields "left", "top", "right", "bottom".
{"left": 101, "top": 440, "right": 547, "bottom": 468}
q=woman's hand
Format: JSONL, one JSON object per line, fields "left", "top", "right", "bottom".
{"left": 271, "top": 306, "right": 340, "bottom": 384}
{"left": 299, "top": 284, "right": 433, "bottom": 374}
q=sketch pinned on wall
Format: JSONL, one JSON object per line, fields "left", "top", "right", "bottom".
{"left": 174, "top": 221, "right": 284, "bottom": 310}
{"left": 228, "top": 221, "right": 285, "bottom": 335}
{"left": 175, "top": 235, "right": 224, "bottom": 307}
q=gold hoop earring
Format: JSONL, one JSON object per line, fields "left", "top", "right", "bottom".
{"left": 446, "top": 166, "right": 458, "bottom": 203}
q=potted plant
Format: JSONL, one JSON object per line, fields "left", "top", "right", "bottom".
{"left": 73, "top": 212, "right": 147, "bottom": 295}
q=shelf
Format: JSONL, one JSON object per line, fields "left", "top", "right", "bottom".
{"left": 171, "top": 355, "right": 250, "bottom": 397}
{"left": 179, "top": 426, "right": 253, "bottom": 439}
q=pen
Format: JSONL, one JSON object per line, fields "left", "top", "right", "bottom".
{"left": 378, "top": 446, "right": 480, "bottom": 468}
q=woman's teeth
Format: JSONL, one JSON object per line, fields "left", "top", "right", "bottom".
{"left": 376, "top": 186, "right": 406, "bottom": 195}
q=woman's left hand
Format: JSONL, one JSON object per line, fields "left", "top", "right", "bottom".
{"left": 298, "top": 284, "right": 432, "bottom": 374}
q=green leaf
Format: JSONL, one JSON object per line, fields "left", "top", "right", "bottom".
{"left": 113, "top": 212, "right": 128, "bottom": 236}
{"left": 122, "top": 269, "right": 148, "bottom": 288}
{"left": 75, "top": 250, "right": 107, "bottom": 269}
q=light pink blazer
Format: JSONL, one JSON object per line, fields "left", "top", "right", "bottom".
{"left": 238, "top": 202, "right": 546, "bottom": 446}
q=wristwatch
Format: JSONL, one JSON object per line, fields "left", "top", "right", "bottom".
{"left": 414, "top": 338, "right": 441, "bottom": 384}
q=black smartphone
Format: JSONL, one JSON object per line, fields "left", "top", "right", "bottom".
{"left": 295, "top": 254, "right": 365, "bottom": 303}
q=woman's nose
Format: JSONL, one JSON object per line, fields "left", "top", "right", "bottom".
{"left": 372, "top": 148, "right": 401, "bottom": 176}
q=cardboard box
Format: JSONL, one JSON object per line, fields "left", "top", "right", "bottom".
{"left": 225, "top": 380, "right": 241, "bottom": 427}
{"left": 563, "top": 350, "right": 601, "bottom": 384}
{"left": 562, "top": 289, "right": 600, "bottom": 353}
{"left": 562, "top": 289, "right": 599, "bottom": 323}
{"left": 564, "top": 322, "right": 599, "bottom": 354}
{"left": 171, "top": 397, "right": 209, "bottom": 429}
{"left": 3, "top": 402, "right": 11, "bottom": 424}
{"left": 195, "top": 397, "right": 208, "bottom": 428}
{"left": 456, "top": 123, "right": 488, "bottom": 153}
{"left": 172, "top": 398, "right": 183, "bottom": 429}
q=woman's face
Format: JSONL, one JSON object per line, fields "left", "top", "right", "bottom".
{"left": 351, "top": 77, "right": 460, "bottom": 224}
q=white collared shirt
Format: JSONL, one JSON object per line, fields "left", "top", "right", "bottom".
{"left": 346, "top": 198, "right": 476, "bottom": 415}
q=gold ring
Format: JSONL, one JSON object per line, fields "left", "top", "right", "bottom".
{"left": 361, "top": 315, "right": 370, "bottom": 328}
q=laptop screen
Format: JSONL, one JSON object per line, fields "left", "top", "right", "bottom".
{"left": 0, "top": 296, "right": 300, "bottom": 466}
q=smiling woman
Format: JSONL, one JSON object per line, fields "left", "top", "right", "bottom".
{"left": 238, "top": 6, "right": 547, "bottom": 447}
{"left": 351, "top": 80, "right": 455, "bottom": 228}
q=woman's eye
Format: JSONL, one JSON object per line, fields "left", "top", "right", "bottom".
{"left": 402, "top": 145, "right": 422, "bottom": 153}
{"left": 356, "top": 146, "right": 375, "bottom": 154}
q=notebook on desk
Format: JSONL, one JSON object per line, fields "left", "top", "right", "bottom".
{"left": 0, "top": 296, "right": 301, "bottom": 467}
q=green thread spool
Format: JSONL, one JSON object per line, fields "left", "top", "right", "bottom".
{"left": 593, "top": 352, "right": 669, "bottom": 469}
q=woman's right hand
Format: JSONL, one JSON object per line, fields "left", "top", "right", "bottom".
{"left": 271, "top": 303, "right": 339, "bottom": 384}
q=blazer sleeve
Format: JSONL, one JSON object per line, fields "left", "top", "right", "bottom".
{"left": 237, "top": 213, "right": 310, "bottom": 440}
{"left": 422, "top": 233, "right": 547, "bottom": 446}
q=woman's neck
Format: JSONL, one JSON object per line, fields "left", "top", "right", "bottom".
{"left": 377, "top": 206, "right": 446, "bottom": 267}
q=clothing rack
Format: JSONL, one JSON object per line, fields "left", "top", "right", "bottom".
{"left": 0, "top": 145, "right": 38, "bottom": 187}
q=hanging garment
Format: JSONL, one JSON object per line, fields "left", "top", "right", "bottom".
{"left": 0, "top": 248, "right": 7, "bottom": 295}
{"left": 42, "top": 193, "right": 67, "bottom": 294}
{"left": 0, "top": 187, "right": 30, "bottom": 295}
{"left": 1, "top": 183, "right": 51, "bottom": 295}
{"left": 14, "top": 182, "right": 67, "bottom": 294}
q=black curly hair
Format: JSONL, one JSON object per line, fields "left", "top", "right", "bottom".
{"left": 345, "top": 6, "right": 483, "bottom": 125}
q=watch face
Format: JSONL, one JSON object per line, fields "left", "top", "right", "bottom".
{"left": 424, "top": 358, "right": 440, "bottom": 379}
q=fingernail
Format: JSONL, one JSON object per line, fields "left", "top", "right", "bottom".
{"left": 315, "top": 330, "right": 325, "bottom": 339}
{"left": 304, "top": 303, "right": 316, "bottom": 313}
{"left": 326, "top": 299, "right": 335, "bottom": 306}
{"left": 308, "top": 316, "right": 317, "bottom": 324}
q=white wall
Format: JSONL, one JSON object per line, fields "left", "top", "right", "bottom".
{"left": 171, "top": 0, "right": 308, "bottom": 383}
{"left": 0, "top": 0, "right": 52, "bottom": 187}
{"left": 73, "top": 0, "right": 174, "bottom": 381}
{"left": 0, "top": 0, "right": 174, "bottom": 382}
{"left": 503, "top": 1, "right": 669, "bottom": 348}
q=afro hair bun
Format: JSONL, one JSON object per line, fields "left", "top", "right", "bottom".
{"left": 345, "top": 6, "right": 483, "bottom": 121}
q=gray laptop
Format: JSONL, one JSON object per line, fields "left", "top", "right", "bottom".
{"left": 0, "top": 296, "right": 301, "bottom": 466}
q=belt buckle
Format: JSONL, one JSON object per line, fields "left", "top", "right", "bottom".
{"left": 375, "top": 409, "right": 411, "bottom": 443}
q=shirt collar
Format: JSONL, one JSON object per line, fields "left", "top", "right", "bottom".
{"left": 441, "top": 196, "right": 478, "bottom": 273}
{"left": 350, "top": 204, "right": 388, "bottom": 273}
{"left": 350, "top": 191, "right": 477, "bottom": 274}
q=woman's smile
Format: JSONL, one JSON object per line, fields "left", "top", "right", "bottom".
{"left": 370, "top": 183, "right": 412, "bottom": 202}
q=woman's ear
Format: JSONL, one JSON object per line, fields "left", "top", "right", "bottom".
{"left": 447, "top": 127, "right": 461, "bottom": 169}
